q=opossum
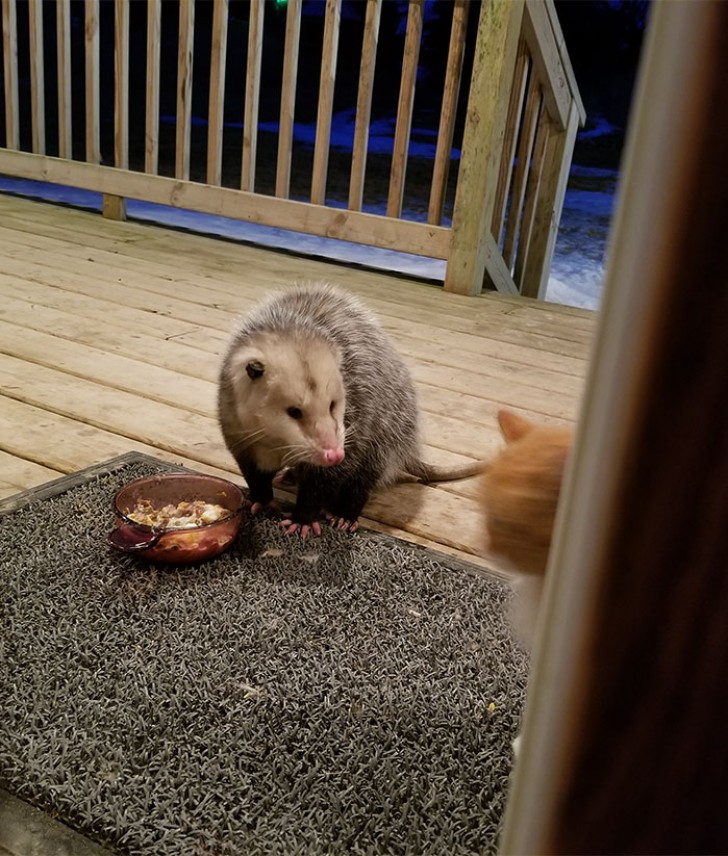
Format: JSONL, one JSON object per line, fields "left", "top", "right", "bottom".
{"left": 218, "top": 283, "right": 484, "bottom": 535}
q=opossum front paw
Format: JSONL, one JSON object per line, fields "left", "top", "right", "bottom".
{"left": 325, "top": 513, "right": 359, "bottom": 533}
{"left": 279, "top": 519, "right": 322, "bottom": 539}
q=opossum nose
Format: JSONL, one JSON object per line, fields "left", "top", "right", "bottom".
{"left": 321, "top": 447, "right": 345, "bottom": 466}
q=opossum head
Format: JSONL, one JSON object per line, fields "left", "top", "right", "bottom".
{"left": 226, "top": 331, "right": 347, "bottom": 472}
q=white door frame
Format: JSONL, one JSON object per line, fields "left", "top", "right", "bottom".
{"left": 501, "top": 2, "right": 728, "bottom": 851}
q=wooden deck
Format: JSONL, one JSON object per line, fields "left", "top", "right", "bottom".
{"left": 0, "top": 192, "right": 596, "bottom": 570}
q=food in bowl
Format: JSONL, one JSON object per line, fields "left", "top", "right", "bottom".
{"left": 109, "top": 473, "right": 244, "bottom": 564}
{"left": 126, "top": 499, "right": 233, "bottom": 529}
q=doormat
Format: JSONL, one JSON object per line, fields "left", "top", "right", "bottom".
{"left": 0, "top": 453, "right": 528, "bottom": 856}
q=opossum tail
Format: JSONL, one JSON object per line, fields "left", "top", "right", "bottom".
{"left": 401, "top": 458, "right": 488, "bottom": 484}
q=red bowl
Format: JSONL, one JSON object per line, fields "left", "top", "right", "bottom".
{"left": 109, "top": 473, "right": 244, "bottom": 564}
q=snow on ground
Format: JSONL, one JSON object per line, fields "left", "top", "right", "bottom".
{"left": 0, "top": 153, "right": 615, "bottom": 312}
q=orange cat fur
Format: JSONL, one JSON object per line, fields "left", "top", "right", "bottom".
{"left": 482, "top": 409, "right": 572, "bottom": 577}
{"left": 482, "top": 409, "right": 573, "bottom": 725}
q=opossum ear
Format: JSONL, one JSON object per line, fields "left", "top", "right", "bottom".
{"left": 246, "top": 360, "right": 265, "bottom": 380}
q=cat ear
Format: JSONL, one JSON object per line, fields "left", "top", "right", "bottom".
{"left": 497, "top": 409, "right": 533, "bottom": 443}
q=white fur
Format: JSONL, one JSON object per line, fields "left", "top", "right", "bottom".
{"left": 226, "top": 332, "right": 346, "bottom": 472}
{"left": 508, "top": 573, "right": 545, "bottom": 653}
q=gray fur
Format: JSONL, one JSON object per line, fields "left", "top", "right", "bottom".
{"left": 218, "top": 283, "right": 482, "bottom": 526}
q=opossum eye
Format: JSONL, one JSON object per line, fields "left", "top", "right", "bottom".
{"left": 246, "top": 360, "right": 265, "bottom": 380}
{"left": 329, "top": 400, "right": 336, "bottom": 414}
{"left": 287, "top": 407, "right": 303, "bottom": 420}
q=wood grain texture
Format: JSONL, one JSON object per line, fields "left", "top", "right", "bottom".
{"left": 207, "top": 0, "right": 229, "bottom": 186}
{"left": 0, "top": 0, "right": 583, "bottom": 309}
{"left": 101, "top": 193, "right": 126, "bottom": 221}
{"left": 145, "top": 0, "right": 161, "bottom": 174}
{"left": 175, "top": 0, "right": 194, "bottom": 180}
{"left": 491, "top": 39, "right": 528, "bottom": 243}
{"left": 0, "top": 149, "right": 450, "bottom": 258}
{"left": 501, "top": 5, "right": 728, "bottom": 853}
{"left": 56, "top": 0, "right": 72, "bottom": 158}
{"left": 241, "top": 0, "right": 265, "bottom": 192}
{"left": 0, "top": 193, "right": 593, "bottom": 565}
{"left": 386, "top": 0, "right": 423, "bottom": 219}
{"left": 549, "top": 5, "right": 728, "bottom": 852}
{"left": 428, "top": 0, "right": 469, "bottom": 226}
{"left": 28, "top": 0, "right": 45, "bottom": 155}
{"left": 276, "top": 0, "right": 302, "bottom": 198}
{"left": 348, "top": 0, "right": 381, "bottom": 211}
{"left": 502, "top": 70, "right": 541, "bottom": 270}
{"left": 513, "top": 108, "right": 549, "bottom": 287}
{"left": 445, "top": 0, "right": 524, "bottom": 295}
{"left": 114, "top": 0, "right": 129, "bottom": 170}
{"left": 311, "top": 0, "right": 342, "bottom": 205}
{"left": 520, "top": 101, "right": 579, "bottom": 299}
{"left": 521, "top": 0, "right": 569, "bottom": 127}
{"left": 2, "top": 0, "right": 19, "bottom": 149}
{"left": 84, "top": 0, "right": 100, "bottom": 164}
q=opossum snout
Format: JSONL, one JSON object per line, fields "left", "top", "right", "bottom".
{"left": 319, "top": 447, "right": 345, "bottom": 467}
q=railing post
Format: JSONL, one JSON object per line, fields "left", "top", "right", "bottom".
{"left": 102, "top": 194, "right": 127, "bottom": 221}
{"left": 445, "top": 0, "right": 524, "bottom": 296}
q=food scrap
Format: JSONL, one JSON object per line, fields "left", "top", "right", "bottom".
{"left": 127, "top": 499, "right": 232, "bottom": 530}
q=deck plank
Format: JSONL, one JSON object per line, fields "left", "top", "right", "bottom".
{"left": 0, "top": 449, "right": 61, "bottom": 498}
{"left": 0, "top": 238, "right": 590, "bottom": 360}
{"left": 0, "top": 193, "right": 596, "bottom": 563}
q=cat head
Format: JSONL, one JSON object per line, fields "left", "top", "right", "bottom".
{"left": 482, "top": 410, "right": 572, "bottom": 576}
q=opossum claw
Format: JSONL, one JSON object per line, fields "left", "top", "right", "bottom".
{"left": 325, "top": 514, "right": 359, "bottom": 533}
{"left": 280, "top": 519, "right": 322, "bottom": 538}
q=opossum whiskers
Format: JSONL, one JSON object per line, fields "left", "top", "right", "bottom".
{"left": 229, "top": 427, "right": 267, "bottom": 455}
{"left": 278, "top": 443, "right": 313, "bottom": 468}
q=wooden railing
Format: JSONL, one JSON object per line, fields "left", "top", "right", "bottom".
{"left": 0, "top": 0, "right": 583, "bottom": 299}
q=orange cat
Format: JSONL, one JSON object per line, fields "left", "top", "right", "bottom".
{"left": 482, "top": 409, "right": 572, "bottom": 650}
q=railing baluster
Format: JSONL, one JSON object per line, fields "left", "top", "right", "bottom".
{"left": 311, "top": 0, "right": 341, "bottom": 206}
{"left": 0, "top": 0, "right": 583, "bottom": 302}
{"left": 491, "top": 39, "right": 529, "bottom": 243}
{"left": 56, "top": 0, "right": 72, "bottom": 159}
{"left": 520, "top": 101, "right": 579, "bottom": 298}
{"left": 276, "top": 0, "right": 301, "bottom": 199}
{"left": 114, "top": 0, "right": 129, "bottom": 170}
{"left": 428, "top": 0, "right": 469, "bottom": 227}
{"left": 241, "top": 0, "right": 264, "bottom": 192}
{"left": 502, "top": 69, "right": 540, "bottom": 269}
{"left": 28, "top": 0, "right": 45, "bottom": 155}
{"left": 85, "top": 0, "right": 100, "bottom": 164}
{"left": 176, "top": 0, "right": 195, "bottom": 181}
{"left": 513, "top": 108, "right": 549, "bottom": 286}
{"left": 145, "top": 0, "right": 161, "bottom": 175}
{"left": 348, "top": 0, "right": 381, "bottom": 212}
{"left": 387, "top": 0, "right": 423, "bottom": 219}
{"left": 207, "top": 0, "right": 228, "bottom": 186}
{"left": 2, "top": 0, "right": 20, "bottom": 150}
